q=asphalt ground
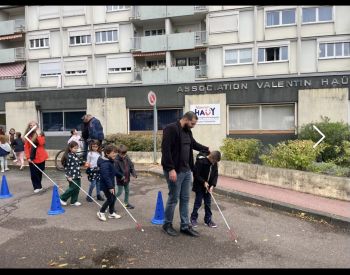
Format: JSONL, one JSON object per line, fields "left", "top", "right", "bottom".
{"left": 0, "top": 168, "right": 349, "bottom": 268}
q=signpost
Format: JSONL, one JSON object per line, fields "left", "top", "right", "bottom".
{"left": 148, "top": 91, "right": 157, "bottom": 163}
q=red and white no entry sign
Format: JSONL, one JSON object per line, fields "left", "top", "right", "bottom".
{"left": 148, "top": 91, "right": 157, "bottom": 106}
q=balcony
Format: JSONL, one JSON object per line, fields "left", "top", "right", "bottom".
{"left": 132, "top": 6, "right": 208, "bottom": 20}
{"left": 0, "top": 47, "right": 25, "bottom": 64}
{"left": 0, "top": 76, "right": 26, "bottom": 92}
{"left": 133, "top": 65, "right": 207, "bottom": 84}
{"left": 0, "top": 19, "right": 25, "bottom": 36}
{"left": 131, "top": 31, "right": 207, "bottom": 52}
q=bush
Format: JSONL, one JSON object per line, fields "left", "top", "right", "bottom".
{"left": 307, "top": 161, "right": 350, "bottom": 177}
{"left": 260, "top": 140, "right": 323, "bottom": 170}
{"left": 298, "top": 117, "right": 350, "bottom": 162}
{"left": 105, "top": 133, "right": 162, "bottom": 151}
{"left": 220, "top": 138, "right": 262, "bottom": 163}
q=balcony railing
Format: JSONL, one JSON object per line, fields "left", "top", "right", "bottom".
{"left": 133, "top": 69, "right": 142, "bottom": 82}
{"left": 14, "top": 19, "right": 25, "bottom": 32}
{"left": 194, "top": 6, "right": 208, "bottom": 12}
{"left": 195, "top": 65, "right": 207, "bottom": 78}
{"left": 15, "top": 47, "right": 25, "bottom": 60}
{"left": 195, "top": 31, "right": 207, "bottom": 45}
{"left": 0, "top": 47, "right": 25, "bottom": 64}
{"left": 15, "top": 76, "right": 27, "bottom": 89}
{"left": 0, "top": 18, "right": 25, "bottom": 36}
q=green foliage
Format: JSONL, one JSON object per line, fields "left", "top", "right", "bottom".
{"left": 105, "top": 133, "right": 162, "bottom": 152}
{"left": 220, "top": 138, "right": 262, "bottom": 163}
{"left": 298, "top": 117, "right": 350, "bottom": 162}
{"left": 307, "top": 161, "right": 350, "bottom": 177}
{"left": 260, "top": 140, "right": 323, "bottom": 170}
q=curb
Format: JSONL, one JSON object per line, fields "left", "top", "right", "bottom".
{"left": 137, "top": 168, "right": 350, "bottom": 228}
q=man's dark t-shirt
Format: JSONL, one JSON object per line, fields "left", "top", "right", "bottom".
{"left": 179, "top": 127, "right": 191, "bottom": 172}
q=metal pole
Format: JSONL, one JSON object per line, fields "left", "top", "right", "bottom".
{"left": 153, "top": 104, "right": 157, "bottom": 163}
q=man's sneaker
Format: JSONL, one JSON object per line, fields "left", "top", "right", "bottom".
{"left": 125, "top": 203, "right": 135, "bottom": 209}
{"left": 205, "top": 220, "right": 217, "bottom": 228}
{"left": 60, "top": 199, "right": 67, "bottom": 206}
{"left": 190, "top": 219, "right": 198, "bottom": 228}
{"left": 70, "top": 202, "right": 82, "bottom": 206}
{"left": 97, "top": 212, "right": 107, "bottom": 221}
{"left": 34, "top": 188, "right": 43, "bottom": 193}
{"left": 108, "top": 212, "right": 121, "bottom": 219}
{"left": 162, "top": 224, "right": 178, "bottom": 237}
{"left": 86, "top": 196, "right": 93, "bottom": 202}
{"left": 4, "top": 168, "right": 9, "bottom": 171}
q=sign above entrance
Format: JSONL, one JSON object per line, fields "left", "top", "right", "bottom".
{"left": 190, "top": 104, "right": 220, "bottom": 125}
{"left": 148, "top": 91, "right": 157, "bottom": 106}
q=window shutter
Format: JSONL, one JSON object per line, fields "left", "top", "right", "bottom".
{"left": 39, "top": 6, "right": 59, "bottom": 19}
{"left": 209, "top": 11, "right": 238, "bottom": 33}
{"left": 64, "top": 59, "right": 87, "bottom": 71}
{"left": 107, "top": 57, "right": 133, "bottom": 69}
{"left": 62, "top": 6, "right": 85, "bottom": 17}
{"left": 39, "top": 61, "right": 61, "bottom": 75}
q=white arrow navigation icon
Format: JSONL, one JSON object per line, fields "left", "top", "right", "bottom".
{"left": 312, "top": 125, "right": 325, "bottom": 149}
{"left": 24, "top": 125, "right": 37, "bottom": 148}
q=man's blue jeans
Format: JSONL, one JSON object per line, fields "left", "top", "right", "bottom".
{"left": 163, "top": 170, "right": 192, "bottom": 230}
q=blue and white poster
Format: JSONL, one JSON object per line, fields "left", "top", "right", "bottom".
{"left": 190, "top": 104, "right": 220, "bottom": 125}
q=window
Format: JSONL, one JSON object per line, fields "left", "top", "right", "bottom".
{"left": 39, "top": 6, "right": 59, "bottom": 20}
{"left": 258, "top": 46, "right": 288, "bottom": 62}
{"left": 39, "top": 60, "right": 61, "bottom": 77}
{"left": 95, "top": 30, "right": 118, "bottom": 44}
{"left": 43, "top": 111, "right": 85, "bottom": 132}
{"left": 229, "top": 105, "right": 295, "bottom": 131}
{"left": 69, "top": 35, "right": 91, "bottom": 46}
{"left": 29, "top": 38, "right": 49, "bottom": 49}
{"left": 130, "top": 109, "right": 183, "bottom": 131}
{"left": 209, "top": 11, "right": 238, "bottom": 33}
{"left": 302, "top": 6, "right": 333, "bottom": 23}
{"left": 145, "top": 60, "right": 166, "bottom": 68}
{"left": 107, "top": 56, "right": 133, "bottom": 73}
{"left": 189, "top": 57, "right": 199, "bottom": 66}
{"left": 62, "top": 6, "right": 85, "bottom": 17}
{"left": 266, "top": 9, "right": 296, "bottom": 27}
{"left": 176, "top": 58, "right": 187, "bottom": 66}
{"left": 319, "top": 42, "right": 350, "bottom": 58}
{"left": 64, "top": 59, "right": 87, "bottom": 75}
{"left": 225, "top": 48, "right": 252, "bottom": 65}
{"left": 106, "top": 6, "right": 130, "bottom": 12}
{"left": 144, "top": 29, "right": 165, "bottom": 36}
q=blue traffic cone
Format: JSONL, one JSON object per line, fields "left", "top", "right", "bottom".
{"left": 151, "top": 191, "right": 164, "bottom": 225}
{"left": 0, "top": 175, "right": 13, "bottom": 199}
{"left": 48, "top": 185, "right": 65, "bottom": 215}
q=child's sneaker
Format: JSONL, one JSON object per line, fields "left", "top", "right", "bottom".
{"left": 97, "top": 212, "right": 107, "bottom": 221}
{"left": 4, "top": 168, "right": 9, "bottom": 171}
{"left": 190, "top": 219, "right": 198, "bottom": 228}
{"left": 97, "top": 194, "right": 105, "bottom": 201}
{"left": 125, "top": 203, "right": 135, "bottom": 209}
{"left": 70, "top": 202, "right": 82, "bottom": 206}
{"left": 108, "top": 212, "right": 121, "bottom": 219}
{"left": 205, "top": 220, "right": 217, "bottom": 228}
{"left": 60, "top": 199, "right": 67, "bottom": 206}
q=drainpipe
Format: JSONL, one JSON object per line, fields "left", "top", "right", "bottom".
{"left": 104, "top": 87, "right": 107, "bottom": 135}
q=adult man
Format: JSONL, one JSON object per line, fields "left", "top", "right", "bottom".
{"left": 81, "top": 114, "right": 104, "bottom": 160}
{"left": 161, "top": 111, "right": 209, "bottom": 237}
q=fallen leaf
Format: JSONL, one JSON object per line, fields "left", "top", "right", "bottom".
{"left": 144, "top": 250, "right": 150, "bottom": 253}
{"left": 20, "top": 257, "right": 26, "bottom": 259}
{"left": 49, "top": 262, "right": 58, "bottom": 266}
{"left": 127, "top": 258, "right": 136, "bottom": 262}
{"left": 101, "top": 259, "right": 109, "bottom": 263}
{"left": 79, "top": 256, "right": 86, "bottom": 260}
{"left": 58, "top": 263, "right": 68, "bottom": 267}
{"left": 60, "top": 241, "right": 64, "bottom": 244}
{"left": 276, "top": 234, "right": 280, "bottom": 237}
{"left": 263, "top": 239, "right": 268, "bottom": 242}
{"left": 64, "top": 252, "right": 68, "bottom": 255}
{"left": 101, "top": 265, "right": 107, "bottom": 268}
{"left": 92, "top": 248, "right": 97, "bottom": 252}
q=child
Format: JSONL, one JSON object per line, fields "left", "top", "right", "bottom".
{"left": 115, "top": 144, "right": 137, "bottom": 209}
{"left": 67, "top": 128, "right": 83, "bottom": 151}
{"left": 190, "top": 150, "right": 221, "bottom": 228}
{"left": 60, "top": 141, "right": 84, "bottom": 206}
{"left": 97, "top": 144, "right": 125, "bottom": 221}
{"left": 0, "top": 135, "right": 11, "bottom": 173}
{"left": 12, "top": 132, "right": 25, "bottom": 170}
{"left": 85, "top": 139, "right": 104, "bottom": 202}
{"left": 8, "top": 128, "right": 17, "bottom": 161}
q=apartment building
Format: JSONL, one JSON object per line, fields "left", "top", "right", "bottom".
{"left": 0, "top": 5, "right": 349, "bottom": 150}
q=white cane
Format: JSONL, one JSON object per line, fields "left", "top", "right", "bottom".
{"left": 209, "top": 190, "right": 238, "bottom": 243}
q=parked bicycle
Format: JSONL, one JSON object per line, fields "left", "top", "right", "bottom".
{"left": 54, "top": 139, "right": 112, "bottom": 171}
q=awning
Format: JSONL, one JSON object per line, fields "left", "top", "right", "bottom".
{"left": 133, "top": 51, "right": 166, "bottom": 57}
{"left": 0, "top": 62, "right": 25, "bottom": 80}
{"left": 0, "top": 33, "right": 23, "bottom": 41}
